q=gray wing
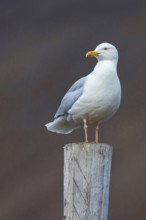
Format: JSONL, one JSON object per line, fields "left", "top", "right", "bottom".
{"left": 55, "top": 76, "right": 86, "bottom": 118}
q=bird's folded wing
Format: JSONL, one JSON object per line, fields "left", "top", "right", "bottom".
{"left": 55, "top": 76, "right": 86, "bottom": 118}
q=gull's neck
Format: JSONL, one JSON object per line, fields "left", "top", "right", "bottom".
{"left": 93, "top": 59, "right": 118, "bottom": 72}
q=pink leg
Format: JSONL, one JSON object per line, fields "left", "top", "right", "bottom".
{"left": 95, "top": 123, "right": 99, "bottom": 143}
{"left": 83, "top": 119, "right": 88, "bottom": 143}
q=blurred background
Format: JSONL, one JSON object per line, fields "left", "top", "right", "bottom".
{"left": 1, "top": 0, "right": 146, "bottom": 219}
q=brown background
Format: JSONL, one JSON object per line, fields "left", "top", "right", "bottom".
{"left": 1, "top": 0, "right": 146, "bottom": 219}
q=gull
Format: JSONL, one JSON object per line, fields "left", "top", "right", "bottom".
{"left": 45, "top": 42, "right": 121, "bottom": 143}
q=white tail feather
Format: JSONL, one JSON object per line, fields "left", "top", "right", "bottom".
{"left": 45, "top": 116, "right": 81, "bottom": 134}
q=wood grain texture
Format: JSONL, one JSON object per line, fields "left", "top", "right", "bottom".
{"left": 63, "top": 143, "right": 112, "bottom": 220}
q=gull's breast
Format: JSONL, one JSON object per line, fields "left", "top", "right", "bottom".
{"left": 68, "top": 69, "right": 121, "bottom": 124}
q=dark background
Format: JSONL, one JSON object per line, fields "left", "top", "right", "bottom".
{"left": 1, "top": 0, "right": 146, "bottom": 219}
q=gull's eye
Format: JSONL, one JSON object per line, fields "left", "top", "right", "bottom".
{"left": 104, "top": 47, "right": 108, "bottom": 50}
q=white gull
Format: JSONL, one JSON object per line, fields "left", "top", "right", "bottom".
{"left": 45, "top": 42, "right": 121, "bottom": 142}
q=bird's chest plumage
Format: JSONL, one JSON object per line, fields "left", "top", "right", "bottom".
{"left": 68, "top": 65, "right": 121, "bottom": 123}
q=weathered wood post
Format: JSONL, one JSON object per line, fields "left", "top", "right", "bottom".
{"left": 63, "top": 143, "right": 112, "bottom": 220}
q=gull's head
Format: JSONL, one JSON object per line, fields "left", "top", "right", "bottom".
{"left": 86, "top": 42, "right": 118, "bottom": 62}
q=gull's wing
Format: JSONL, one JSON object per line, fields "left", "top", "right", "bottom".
{"left": 55, "top": 76, "right": 86, "bottom": 118}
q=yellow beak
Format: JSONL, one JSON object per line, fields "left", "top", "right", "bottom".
{"left": 86, "top": 51, "right": 100, "bottom": 58}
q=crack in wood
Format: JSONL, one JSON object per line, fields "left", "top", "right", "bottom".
{"left": 74, "top": 158, "right": 88, "bottom": 184}
{"left": 73, "top": 204, "right": 82, "bottom": 220}
{"left": 73, "top": 178, "right": 88, "bottom": 205}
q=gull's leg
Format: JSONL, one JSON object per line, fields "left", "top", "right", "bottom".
{"left": 83, "top": 119, "right": 88, "bottom": 143}
{"left": 95, "top": 123, "right": 99, "bottom": 143}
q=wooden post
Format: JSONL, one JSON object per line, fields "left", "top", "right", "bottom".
{"left": 63, "top": 143, "right": 112, "bottom": 220}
